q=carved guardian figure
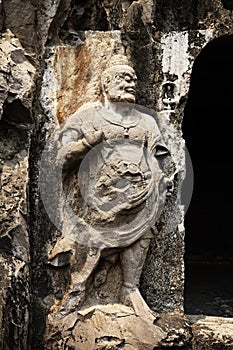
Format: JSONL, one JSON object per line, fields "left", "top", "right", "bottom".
{"left": 47, "top": 55, "right": 174, "bottom": 323}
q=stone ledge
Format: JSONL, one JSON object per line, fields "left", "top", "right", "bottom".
{"left": 188, "top": 315, "right": 233, "bottom": 349}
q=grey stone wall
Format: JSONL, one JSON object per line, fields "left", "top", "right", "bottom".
{"left": 0, "top": 0, "right": 233, "bottom": 348}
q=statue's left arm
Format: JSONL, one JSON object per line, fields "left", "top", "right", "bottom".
{"left": 146, "top": 115, "right": 176, "bottom": 195}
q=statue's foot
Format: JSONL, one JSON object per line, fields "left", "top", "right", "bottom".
{"left": 120, "top": 286, "right": 158, "bottom": 320}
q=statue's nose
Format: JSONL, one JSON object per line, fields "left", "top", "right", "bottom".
{"left": 125, "top": 80, "right": 136, "bottom": 93}
{"left": 130, "top": 80, "right": 136, "bottom": 87}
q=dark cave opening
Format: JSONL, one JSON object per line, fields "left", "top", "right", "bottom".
{"left": 182, "top": 35, "right": 233, "bottom": 316}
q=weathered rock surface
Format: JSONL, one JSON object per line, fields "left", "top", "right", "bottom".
{"left": 0, "top": 29, "right": 36, "bottom": 349}
{"left": 0, "top": 30, "right": 35, "bottom": 257}
{"left": 46, "top": 304, "right": 166, "bottom": 349}
{"left": 189, "top": 315, "right": 233, "bottom": 349}
{"left": 0, "top": 30, "right": 36, "bottom": 119}
{"left": 0, "top": 0, "right": 233, "bottom": 349}
{"left": 41, "top": 31, "right": 124, "bottom": 124}
{"left": 46, "top": 304, "right": 193, "bottom": 349}
{"left": 37, "top": 25, "right": 187, "bottom": 347}
{"left": 0, "top": 0, "right": 36, "bottom": 52}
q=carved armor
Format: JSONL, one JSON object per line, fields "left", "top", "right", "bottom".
{"left": 58, "top": 103, "right": 170, "bottom": 248}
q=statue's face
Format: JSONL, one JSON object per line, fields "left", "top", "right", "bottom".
{"left": 105, "top": 67, "right": 137, "bottom": 103}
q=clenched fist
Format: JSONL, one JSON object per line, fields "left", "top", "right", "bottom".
{"left": 82, "top": 130, "right": 103, "bottom": 148}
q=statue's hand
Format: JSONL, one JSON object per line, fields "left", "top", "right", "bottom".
{"left": 82, "top": 130, "right": 103, "bottom": 147}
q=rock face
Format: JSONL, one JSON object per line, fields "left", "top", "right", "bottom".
{"left": 0, "top": 0, "right": 233, "bottom": 349}
{"left": 0, "top": 29, "right": 35, "bottom": 350}
{"left": 46, "top": 304, "right": 166, "bottom": 350}
{"left": 189, "top": 315, "right": 233, "bottom": 350}
{"left": 41, "top": 50, "right": 178, "bottom": 348}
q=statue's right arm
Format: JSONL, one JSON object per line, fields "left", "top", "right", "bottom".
{"left": 56, "top": 128, "right": 90, "bottom": 171}
{"left": 56, "top": 108, "right": 103, "bottom": 171}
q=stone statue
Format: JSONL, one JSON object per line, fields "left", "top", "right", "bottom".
{"left": 47, "top": 55, "right": 174, "bottom": 322}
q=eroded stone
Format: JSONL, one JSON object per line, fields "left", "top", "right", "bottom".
{"left": 189, "top": 315, "right": 233, "bottom": 350}
{"left": 46, "top": 304, "right": 166, "bottom": 350}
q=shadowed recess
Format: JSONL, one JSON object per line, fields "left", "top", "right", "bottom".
{"left": 183, "top": 34, "right": 233, "bottom": 316}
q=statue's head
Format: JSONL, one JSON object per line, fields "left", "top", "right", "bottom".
{"left": 101, "top": 55, "right": 137, "bottom": 104}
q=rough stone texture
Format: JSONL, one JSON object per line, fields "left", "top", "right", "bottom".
{"left": 0, "top": 30, "right": 36, "bottom": 118}
{"left": 0, "top": 29, "right": 36, "bottom": 349}
{"left": 38, "top": 28, "right": 188, "bottom": 347}
{"left": 154, "top": 0, "right": 233, "bottom": 32}
{"left": 37, "top": 0, "right": 72, "bottom": 50}
{"left": 0, "top": 0, "right": 233, "bottom": 349}
{"left": 0, "top": 0, "right": 36, "bottom": 52}
{"left": 45, "top": 306, "right": 192, "bottom": 349}
{"left": 189, "top": 315, "right": 233, "bottom": 349}
{"left": 40, "top": 17, "right": 187, "bottom": 321}
{"left": 0, "top": 30, "right": 35, "bottom": 249}
{"left": 0, "top": 258, "right": 30, "bottom": 349}
{"left": 41, "top": 51, "right": 179, "bottom": 348}
{"left": 122, "top": 9, "right": 185, "bottom": 315}
{"left": 41, "top": 31, "right": 124, "bottom": 124}
{"left": 46, "top": 304, "right": 166, "bottom": 349}
{"left": 122, "top": 1, "right": 158, "bottom": 109}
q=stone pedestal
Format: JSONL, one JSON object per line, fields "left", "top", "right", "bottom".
{"left": 46, "top": 304, "right": 165, "bottom": 350}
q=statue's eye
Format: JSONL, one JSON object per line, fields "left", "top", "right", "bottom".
{"left": 125, "top": 75, "right": 132, "bottom": 82}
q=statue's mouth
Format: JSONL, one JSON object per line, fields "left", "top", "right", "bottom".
{"left": 125, "top": 87, "right": 136, "bottom": 94}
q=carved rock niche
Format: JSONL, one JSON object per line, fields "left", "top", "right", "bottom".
{"left": 40, "top": 31, "right": 187, "bottom": 349}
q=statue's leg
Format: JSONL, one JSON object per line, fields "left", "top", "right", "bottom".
{"left": 120, "top": 230, "right": 154, "bottom": 316}
{"left": 56, "top": 247, "right": 102, "bottom": 315}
